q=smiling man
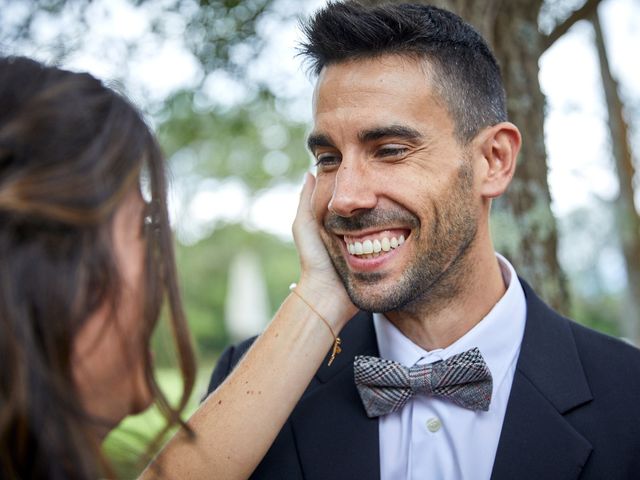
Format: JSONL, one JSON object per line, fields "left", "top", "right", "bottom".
{"left": 207, "top": 2, "right": 640, "bottom": 479}
{"left": 308, "top": 54, "right": 507, "bottom": 345}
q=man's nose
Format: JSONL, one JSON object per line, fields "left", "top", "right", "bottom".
{"left": 328, "top": 161, "right": 377, "bottom": 217}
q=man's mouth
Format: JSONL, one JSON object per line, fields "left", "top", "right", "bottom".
{"left": 343, "top": 230, "right": 409, "bottom": 259}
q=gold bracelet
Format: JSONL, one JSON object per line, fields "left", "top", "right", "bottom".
{"left": 289, "top": 283, "right": 342, "bottom": 366}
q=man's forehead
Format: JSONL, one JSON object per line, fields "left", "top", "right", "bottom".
{"left": 311, "top": 54, "right": 439, "bottom": 111}
{"left": 314, "top": 54, "right": 435, "bottom": 87}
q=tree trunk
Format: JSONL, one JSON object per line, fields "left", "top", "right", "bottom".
{"left": 483, "top": 0, "right": 569, "bottom": 314}
{"left": 592, "top": 9, "right": 640, "bottom": 343}
{"left": 361, "top": 0, "right": 570, "bottom": 312}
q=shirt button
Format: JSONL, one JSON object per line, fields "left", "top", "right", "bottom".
{"left": 426, "top": 417, "right": 441, "bottom": 433}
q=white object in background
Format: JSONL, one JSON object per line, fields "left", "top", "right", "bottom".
{"left": 224, "top": 250, "right": 270, "bottom": 341}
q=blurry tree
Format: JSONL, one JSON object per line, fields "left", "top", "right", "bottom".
{"left": 590, "top": 8, "right": 640, "bottom": 343}
{"left": 158, "top": 90, "right": 310, "bottom": 191}
{"left": 178, "top": 0, "right": 274, "bottom": 74}
{"left": 1, "top": 0, "right": 318, "bottom": 209}
{"left": 0, "top": 0, "right": 277, "bottom": 75}
{"left": 558, "top": 202, "right": 624, "bottom": 337}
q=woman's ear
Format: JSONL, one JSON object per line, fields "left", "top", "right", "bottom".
{"left": 475, "top": 122, "right": 522, "bottom": 198}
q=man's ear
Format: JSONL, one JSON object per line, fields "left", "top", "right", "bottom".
{"left": 474, "top": 122, "right": 521, "bottom": 198}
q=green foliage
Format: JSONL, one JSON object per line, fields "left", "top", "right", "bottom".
{"left": 1, "top": 0, "right": 278, "bottom": 79}
{"left": 174, "top": 222, "right": 299, "bottom": 357}
{"left": 183, "top": 0, "right": 276, "bottom": 75}
{"left": 158, "top": 89, "right": 311, "bottom": 190}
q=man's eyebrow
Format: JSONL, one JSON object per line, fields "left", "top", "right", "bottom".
{"left": 358, "top": 125, "right": 423, "bottom": 143}
{"left": 306, "top": 133, "right": 334, "bottom": 152}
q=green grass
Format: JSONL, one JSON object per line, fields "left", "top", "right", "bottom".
{"left": 103, "top": 365, "right": 214, "bottom": 479}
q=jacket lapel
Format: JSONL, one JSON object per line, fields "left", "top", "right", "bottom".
{"left": 491, "top": 281, "right": 594, "bottom": 479}
{"left": 291, "top": 311, "right": 381, "bottom": 480}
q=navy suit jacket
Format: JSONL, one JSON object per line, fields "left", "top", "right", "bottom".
{"left": 207, "top": 282, "right": 640, "bottom": 479}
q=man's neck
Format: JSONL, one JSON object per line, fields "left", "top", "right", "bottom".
{"left": 385, "top": 250, "right": 507, "bottom": 351}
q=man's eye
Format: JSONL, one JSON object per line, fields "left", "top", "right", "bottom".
{"left": 377, "top": 146, "right": 408, "bottom": 157}
{"left": 315, "top": 152, "right": 341, "bottom": 168}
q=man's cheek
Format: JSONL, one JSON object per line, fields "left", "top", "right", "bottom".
{"left": 318, "top": 228, "right": 334, "bottom": 252}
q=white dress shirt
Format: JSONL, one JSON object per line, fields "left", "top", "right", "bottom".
{"left": 374, "top": 254, "right": 527, "bottom": 480}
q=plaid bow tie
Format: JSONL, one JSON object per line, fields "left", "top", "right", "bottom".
{"left": 354, "top": 347, "right": 493, "bottom": 418}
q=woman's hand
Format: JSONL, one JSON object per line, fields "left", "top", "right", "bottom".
{"left": 291, "top": 173, "right": 357, "bottom": 331}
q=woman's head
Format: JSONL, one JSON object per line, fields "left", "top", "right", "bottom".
{"left": 0, "top": 56, "right": 195, "bottom": 478}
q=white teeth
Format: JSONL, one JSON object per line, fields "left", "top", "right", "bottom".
{"left": 347, "top": 235, "right": 406, "bottom": 256}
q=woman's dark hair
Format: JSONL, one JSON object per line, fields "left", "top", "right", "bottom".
{"left": 0, "top": 56, "right": 196, "bottom": 479}
{"left": 299, "top": 1, "right": 507, "bottom": 143}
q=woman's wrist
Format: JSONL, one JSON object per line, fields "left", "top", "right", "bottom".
{"left": 292, "top": 275, "right": 356, "bottom": 333}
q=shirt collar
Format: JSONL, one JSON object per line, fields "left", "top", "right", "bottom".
{"left": 373, "top": 254, "right": 527, "bottom": 391}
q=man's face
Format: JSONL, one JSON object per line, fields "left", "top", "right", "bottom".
{"left": 309, "top": 55, "right": 481, "bottom": 313}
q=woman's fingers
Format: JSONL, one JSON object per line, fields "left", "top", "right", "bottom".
{"left": 293, "top": 173, "right": 329, "bottom": 271}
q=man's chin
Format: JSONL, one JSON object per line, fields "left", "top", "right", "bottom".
{"left": 329, "top": 251, "right": 406, "bottom": 311}
{"left": 345, "top": 279, "right": 406, "bottom": 313}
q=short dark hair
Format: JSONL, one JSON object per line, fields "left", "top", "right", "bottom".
{"left": 299, "top": 1, "right": 507, "bottom": 143}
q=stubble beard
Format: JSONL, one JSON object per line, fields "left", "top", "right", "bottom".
{"left": 323, "top": 162, "right": 478, "bottom": 315}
